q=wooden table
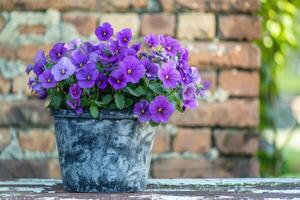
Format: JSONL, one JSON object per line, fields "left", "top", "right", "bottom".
{"left": 1, "top": 178, "right": 300, "bottom": 199}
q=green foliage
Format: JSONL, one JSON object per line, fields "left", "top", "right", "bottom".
{"left": 257, "top": 0, "right": 300, "bottom": 176}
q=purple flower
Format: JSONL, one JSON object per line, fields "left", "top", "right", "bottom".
{"left": 182, "top": 83, "right": 196, "bottom": 100}
{"left": 51, "top": 57, "right": 76, "bottom": 81}
{"left": 76, "top": 63, "right": 98, "bottom": 88}
{"left": 133, "top": 100, "right": 151, "bottom": 122}
{"left": 95, "top": 22, "right": 114, "bottom": 41}
{"left": 161, "top": 36, "right": 181, "bottom": 56}
{"left": 49, "top": 42, "right": 67, "bottom": 62}
{"left": 141, "top": 57, "right": 158, "bottom": 79}
{"left": 96, "top": 73, "right": 108, "bottom": 89}
{"left": 38, "top": 69, "right": 57, "bottom": 88}
{"left": 109, "top": 40, "right": 121, "bottom": 54}
{"left": 108, "top": 69, "right": 128, "bottom": 90}
{"left": 64, "top": 39, "right": 81, "bottom": 50}
{"left": 158, "top": 61, "right": 180, "bottom": 88}
{"left": 119, "top": 56, "right": 145, "bottom": 83}
{"left": 131, "top": 43, "right": 141, "bottom": 52}
{"left": 69, "top": 83, "right": 82, "bottom": 99}
{"left": 66, "top": 98, "right": 83, "bottom": 115}
{"left": 188, "top": 67, "right": 201, "bottom": 84}
{"left": 116, "top": 28, "right": 132, "bottom": 46}
{"left": 197, "top": 80, "right": 210, "bottom": 97}
{"left": 144, "top": 34, "right": 160, "bottom": 48}
{"left": 149, "top": 95, "right": 174, "bottom": 123}
{"left": 32, "top": 50, "right": 46, "bottom": 76}
{"left": 31, "top": 82, "right": 47, "bottom": 99}
{"left": 25, "top": 64, "right": 34, "bottom": 75}
{"left": 71, "top": 49, "right": 89, "bottom": 69}
{"left": 183, "top": 98, "right": 198, "bottom": 110}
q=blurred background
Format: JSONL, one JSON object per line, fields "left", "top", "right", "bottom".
{"left": 0, "top": 0, "right": 299, "bottom": 179}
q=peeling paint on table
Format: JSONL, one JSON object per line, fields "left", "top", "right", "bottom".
{"left": 0, "top": 178, "right": 300, "bottom": 199}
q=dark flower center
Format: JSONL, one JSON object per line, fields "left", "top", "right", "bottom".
{"left": 73, "top": 90, "right": 77, "bottom": 94}
{"left": 127, "top": 69, "right": 132, "bottom": 74}
{"left": 117, "top": 79, "right": 120, "bottom": 83}
{"left": 141, "top": 109, "right": 145, "bottom": 114}
{"left": 98, "top": 80, "right": 101, "bottom": 85}
{"left": 165, "top": 75, "right": 169, "bottom": 80}
{"left": 157, "top": 107, "right": 162, "bottom": 113}
{"left": 47, "top": 79, "right": 51, "bottom": 83}
{"left": 87, "top": 75, "right": 91, "bottom": 80}
{"left": 102, "top": 31, "right": 107, "bottom": 36}
{"left": 79, "top": 63, "right": 83, "bottom": 67}
{"left": 57, "top": 52, "right": 61, "bottom": 57}
{"left": 167, "top": 46, "right": 172, "bottom": 51}
{"left": 61, "top": 69, "right": 66, "bottom": 75}
{"left": 123, "top": 37, "right": 127, "bottom": 42}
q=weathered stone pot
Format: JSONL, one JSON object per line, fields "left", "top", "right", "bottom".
{"left": 52, "top": 109, "right": 156, "bottom": 193}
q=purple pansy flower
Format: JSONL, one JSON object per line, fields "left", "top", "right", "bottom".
{"left": 64, "top": 39, "right": 81, "bottom": 50}
{"left": 109, "top": 40, "right": 121, "bottom": 55}
{"left": 95, "top": 22, "right": 114, "bottom": 41}
{"left": 32, "top": 50, "right": 46, "bottom": 76}
{"left": 197, "top": 80, "right": 210, "bottom": 97}
{"left": 158, "top": 61, "right": 180, "bottom": 88}
{"left": 116, "top": 28, "right": 132, "bottom": 46}
{"left": 149, "top": 95, "right": 174, "bottom": 123}
{"left": 49, "top": 42, "right": 67, "bottom": 62}
{"left": 71, "top": 49, "right": 89, "bottom": 69}
{"left": 25, "top": 64, "right": 34, "bottom": 75}
{"left": 182, "top": 83, "right": 196, "bottom": 100}
{"left": 133, "top": 99, "right": 151, "bottom": 122}
{"left": 76, "top": 63, "right": 98, "bottom": 88}
{"left": 69, "top": 83, "right": 82, "bottom": 99}
{"left": 38, "top": 69, "right": 57, "bottom": 88}
{"left": 131, "top": 43, "right": 141, "bottom": 52}
{"left": 119, "top": 56, "right": 145, "bottom": 83}
{"left": 96, "top": 73, "right": 108, "bottom": 89}
{"left": 51, "top": 57, "right": 76, "bottom": 81}
{"left": 144, "top": 34, "right": 160, "bottom": 48}
{"left": 183, "top": 98, "right": 198, "bottom": 110}
{"left": 141, "top": 57, "right": 158, "bottom": 79}
{"left": 66, "top": 98, "right": 83, "bottom": 115}
{"left": 108, "top": 69, "right": 128, "bottom": 90}
{"left": 31, "top": 82, "right": 47, "bottom": 99}
{"left": 188, "top": 67, "right": 201, "bottom": 84}
{"left": 161, "top": 36, "right": 181, "bottom": 56}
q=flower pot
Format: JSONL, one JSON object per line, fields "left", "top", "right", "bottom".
{"left": 52, "top": 109, "right": 156, "bottom": 192}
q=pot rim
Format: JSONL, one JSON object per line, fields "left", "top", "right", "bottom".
{"left": 51, "top": 109, "right": 136, "bottom": 120}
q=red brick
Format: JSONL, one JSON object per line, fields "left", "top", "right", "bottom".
{"left": 214, "top": 129, "right": 259, "bottom": 155}
{"left": 141, "top": 14, "right": 176, "bottom": 36}
{"left": 160, "top": 0, "right": 174, "bottom": 12}
{"left": 0, "top": 128, "right": 11, "bottom": 151}
{"left": 19, "top": 24, "right": 46, "bottom": 35}
{"left": 131, "top": 0, "right": 147, "bottom": 9}
{"left": 208, "top": 0, "right": 260, "bottom": 13}
{"left": 0, "top": 16, "right": 5, "bottom": 30}
{"left": 188, "top": 42, "right": 260, "bottom": 69}
{"left": 219, "top": 15, "right": 260, "bottom": 40}
{"left": 171, "top": 99, "right": 259, "bottom": 127}
{"left": 173, "top": 128, "right": 211, "bottom": 153}
{"left": 0, "top": 100, "right": 53, "bottom": 127}
{"left": 0, "top": 159, "right": 61, "bottom": 178}
{"left": 0, "top": 76, "right": 11, "bottom": 94}
{"left": 219, "top": 70, "right": 259, "bottom": 97}
{"left": 177, "top": 13, "right": 215, "bottom": 40}
{"left": 63, "top": 12, "right": 98, "bottom": 36}
{"left": 98, "top": 0, "right": 130, "bottom": 11}
{"left": 18, "top": 129, "right": 56, "bottom": 152}
{"left": 12, "top": 74, "right": 32, "bottom": 96}
{"left": 16, "top": 43, "right": 52, "bottom": 64}
{"left": 0, "top": 0, "right": 97, "bottom": 11}
{"left": 151, "top": 157, "right": 259, "bottom": 178}
{"left": 153, "top": 129, "right": 171, "bottom": 153}
{"left": 0, "top": 43, "right": 17, "bottom": 60}
{"left": 175, "top": 0, "right": 206, "bottom": 10}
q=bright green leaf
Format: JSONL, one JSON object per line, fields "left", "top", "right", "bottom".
{"left": 102, "top": 94, "right": 113, "bottom": 105}
{"left": 114, "top": 93, "right": 125, "bottom": 110}
{"left": 89, "top": 104, "right": 99, "bottom": 118}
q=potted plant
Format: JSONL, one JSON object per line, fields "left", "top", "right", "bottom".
{"left": 26, "top": 22, "right": 208, "bottom": 192}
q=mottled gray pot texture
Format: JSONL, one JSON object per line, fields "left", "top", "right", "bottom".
{"left": 52, "top": 110, "right": 156, "bottom": 193}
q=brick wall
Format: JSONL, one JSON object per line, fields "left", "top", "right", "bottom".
{"left": 0, "top": 0, "right": 261, "bottom": 178}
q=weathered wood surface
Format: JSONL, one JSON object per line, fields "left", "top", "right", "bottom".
{"left": 0, "top": 178, "right": 300, "bottom": 199}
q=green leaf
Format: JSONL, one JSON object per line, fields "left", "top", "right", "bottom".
{"left": 149, "top": 121, "right": 159, "bottom": 127}
{"left": 81, "top": 98, "right": 91, "bottom": 107}
{"left": 114, "top": 93, "right": 125, "bottom": 110}
{"left": 101, "top": 94, "right": 113, "bottom": 105}
{"left": 148, "top": 82, "right": 164, "bottom": 94}
{"left": 89, "top": 104, "right": 99, "bottom": 118}
{"left": 126, "top": 86, "right": 146, "bottom": 97}
{"left": 125, "top": 98, "right": 133, "bottom": 107}
{"left": 52, "top": 94, "right": 62, "bottom": 108}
